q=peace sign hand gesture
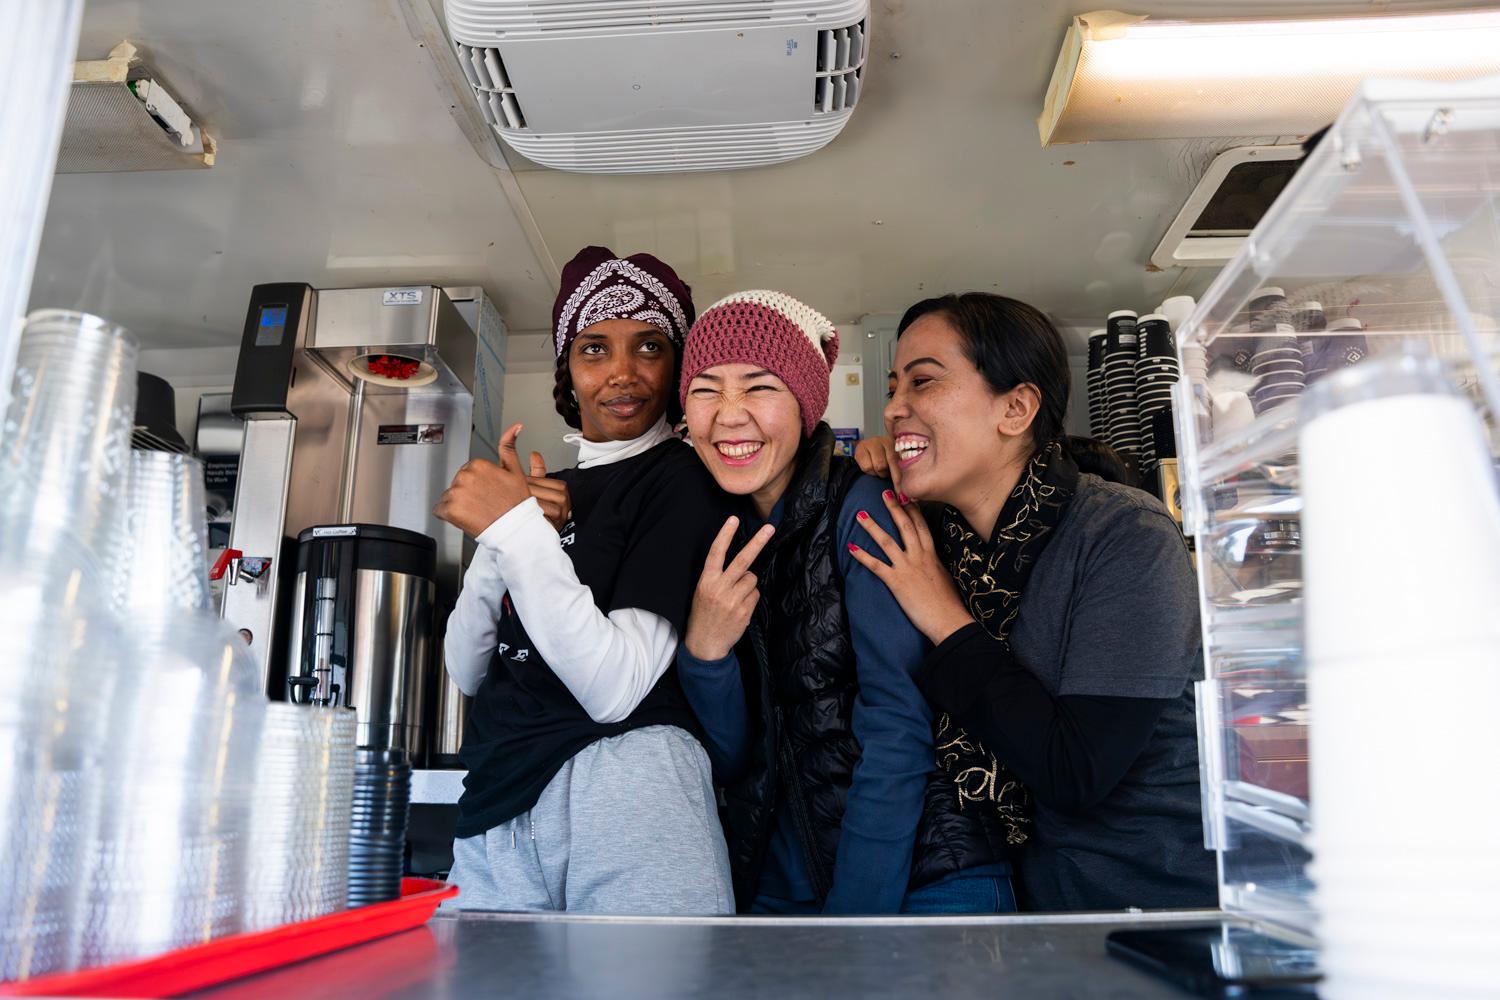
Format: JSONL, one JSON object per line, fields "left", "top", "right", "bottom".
{"left": 433, "top": 423, "right": 535, "bottom": 539}
{"left": 683, "top": 516, "right": 776, "bottom": 662}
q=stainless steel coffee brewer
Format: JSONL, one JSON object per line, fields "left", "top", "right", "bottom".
{"left": 221, "top": 283, "right": 505, "bottom": 764}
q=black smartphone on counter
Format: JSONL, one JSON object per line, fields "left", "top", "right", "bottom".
{"left": 1106, "top": 924, "right": 1320, "bottom": 998}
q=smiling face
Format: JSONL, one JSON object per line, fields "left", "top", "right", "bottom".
{"left": 884, "top": 313, "right": 1038, "bottom": 515}
{"left": 684, "top": 363, "right": 804, "bottom": 517}
{"left": 568, "top": 318, "right": 676, "bottom": 442}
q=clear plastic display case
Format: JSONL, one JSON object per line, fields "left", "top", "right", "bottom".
{"left": 1172, "top": 78, "right": 1500, "bottom": 939}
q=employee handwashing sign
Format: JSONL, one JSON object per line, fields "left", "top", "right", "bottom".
{"left": 382, "top": 288, "right": 424, "bottom": 306}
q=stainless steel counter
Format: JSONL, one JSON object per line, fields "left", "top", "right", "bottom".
{"left": 192, "top": 909, "right": 1224, "bottom": 999}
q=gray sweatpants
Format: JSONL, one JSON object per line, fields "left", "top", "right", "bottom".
{"left": 445, "top": 725, "right": 734, "bottom": 915}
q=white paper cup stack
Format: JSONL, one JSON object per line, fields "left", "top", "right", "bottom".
{"left": 1300, "top": 355, "right": 1500, "bottom": 998}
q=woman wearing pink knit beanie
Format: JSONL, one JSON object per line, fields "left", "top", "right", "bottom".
{"left": 675, "top": 291, "right": 1015, "bottom": 916}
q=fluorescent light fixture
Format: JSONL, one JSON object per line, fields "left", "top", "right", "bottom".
{"left": 1039, "top": 8, "right": 1500, "bottom": 145}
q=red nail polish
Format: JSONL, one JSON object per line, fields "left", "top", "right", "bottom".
{"left": 856, "top": 510, "right": 869, "bottom": 520}
{"left": 883, "top": 489, "right": 894, "bottom": 500}
{"left": 898, "top": 493, "right": 911, "bottom": 504}
{"left": 847, "top": 543, "right": 860, "bottom": 553}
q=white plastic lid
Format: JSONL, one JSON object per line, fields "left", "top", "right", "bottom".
{"left": 1107, "top": 309, "right": 1138, "bottom": 320}
{"left": 1250, "top": 287, "right": 1286, "bottom": 300}
{"left": 1328, "top": 318, "right": 1364, "bottom": 332}
{"left": 1138, "top": 314, "right": 1168, "bottom": 324}
{"left": 1294, "top": 301, "right": 1324, "bottom": 312}
{"left": 1088, "top": 328, "right": 1107, "bottom": 339}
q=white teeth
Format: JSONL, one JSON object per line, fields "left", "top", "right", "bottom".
{"left": 894, "top": 436, "right": 928, "bottom": 460}
{"left": 716, "top": 442, "right": 762, "bottom": 459}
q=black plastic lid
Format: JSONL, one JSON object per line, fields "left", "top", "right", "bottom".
{"left": 134, "top": 371, "right": 189, "bottom": 452}
{"left": 295, "top": 523, "right": 436, "bottom": 579}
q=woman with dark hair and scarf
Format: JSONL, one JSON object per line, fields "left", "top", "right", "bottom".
{"left": 437, "top": 247, "right": 735, "bottom": 914}
{"left": 850, "top": 293, "right": 1216, "bottom": 911}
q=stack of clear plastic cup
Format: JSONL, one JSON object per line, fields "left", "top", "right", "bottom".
{"left": 244, "top": 706, "right": 356, "bottom": 931}
{"left": 110, "top": 451, "right": 212, "bottom": 615}
{"left": 0, "top": 310, "right": 138, "bottom": 566}
{"left": 80, "top": 613, "right": 266, "bottom": 965}
{"left": 0, "top": 563, "right": 120, "bottom": 981}
{"left": 81, "top": 449, "right": 267, "bottom": 965}
{"left": 0, "top": 308, "right": 136, "bottom": 980}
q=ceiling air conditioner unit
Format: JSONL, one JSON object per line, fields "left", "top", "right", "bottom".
{"left": 445, "top": 0, "right": 870, "bottom": 174}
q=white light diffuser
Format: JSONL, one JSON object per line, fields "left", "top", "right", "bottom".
{"left": 1039, "top": 8, "right": 1500, "bottom": 145}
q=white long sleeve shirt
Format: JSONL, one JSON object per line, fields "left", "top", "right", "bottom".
{"left": 442, "top": 420, "right": 682, "bottom": 722}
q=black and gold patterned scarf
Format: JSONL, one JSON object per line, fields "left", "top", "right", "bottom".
{"left": 929, "top": 441, "right": 1080, "bottom": 843}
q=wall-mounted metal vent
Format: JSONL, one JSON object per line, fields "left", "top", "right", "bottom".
{"left": 814, "top": 20, "right": 865, "bottom": 113}
{"left": 448, "top": 0, "right": 867, "bottom": 38}
{"left": 455, "top": 42, "right": 528, "bottom": 130}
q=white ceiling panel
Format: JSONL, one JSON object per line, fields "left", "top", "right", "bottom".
{"left": 28, "top": 0, "right": 1499, "bottom": 353}
{"left": 29, "top": 0, "right": 557, "bottom": 349}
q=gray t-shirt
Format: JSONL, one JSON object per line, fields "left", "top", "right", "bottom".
{"left": 1007, "top": 474, "right": 1217, "bottom": 911}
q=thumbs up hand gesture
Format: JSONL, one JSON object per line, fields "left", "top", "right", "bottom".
{"left": 433, "top": 423, "right": 536, "bottom": 539}
{"left": 524, "top": 451, "right": 573, "bottom": 532}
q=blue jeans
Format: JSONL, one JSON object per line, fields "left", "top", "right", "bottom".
{"left": 749, "top": 895, "right": 822, "bottom": 915}
{"left": 900, "top": 864, "right": 1017, "bottom": 915}
{"left": 751, "top": 863, "right": 1018, "bottom": 915}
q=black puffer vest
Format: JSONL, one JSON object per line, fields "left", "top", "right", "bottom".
{"left": 722, "top": 425, "right": 1015, "bottom": 908}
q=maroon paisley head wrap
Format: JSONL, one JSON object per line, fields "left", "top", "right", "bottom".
{"left": 551, "top": 246, "right": 695, "bottom": 357}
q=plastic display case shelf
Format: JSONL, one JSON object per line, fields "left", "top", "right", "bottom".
{"left": 0, "top": 878, "right": 458, "bottom": 998}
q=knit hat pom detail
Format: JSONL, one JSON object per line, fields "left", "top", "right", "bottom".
{"left": 707, "top": 290, "right": 838, "bottom": 368}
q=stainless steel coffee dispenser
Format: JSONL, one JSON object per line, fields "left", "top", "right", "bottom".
{"left": 286, "top": 524, "right": 436, "bottom": 752}
{"left": 221, "top": 283, "right": 505, "bottom": 764}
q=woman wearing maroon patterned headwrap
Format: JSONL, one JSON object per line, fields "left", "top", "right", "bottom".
{"left": 435, "top": 247, "right": 736, "bottom": 914}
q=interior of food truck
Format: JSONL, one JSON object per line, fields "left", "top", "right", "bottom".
{"left": 4, "top": 1, "right": 1500, "bottom": 997}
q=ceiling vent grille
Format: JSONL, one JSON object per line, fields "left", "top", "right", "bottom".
{"left": 448, "top": 0, "right": 867, "bottom": 38}
{"left": 500, "top": 118, "right": 850, "bottom": 173}
{"left": 814, "top": 20, "right": 864, "bottom": 113}
{"left": 455, "top": 42, "right": 528, "bottom": 130}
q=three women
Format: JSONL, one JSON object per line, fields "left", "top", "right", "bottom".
{"left": 440, "top": 250, "right": 1213, "bottom": 914}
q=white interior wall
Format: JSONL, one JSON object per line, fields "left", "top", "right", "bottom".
{"left": 156, "top": 324, "right": 1093, "bottom": 457}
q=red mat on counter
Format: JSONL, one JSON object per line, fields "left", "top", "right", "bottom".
{"left": 0, "top": 877, "right": 458, "bottom": 998}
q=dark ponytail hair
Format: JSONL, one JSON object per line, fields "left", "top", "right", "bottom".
{"left": 551, "top": 340, "right": 685, "bottom": 431}
{"left": 1063, "top": 435, "right": 1137, "bottom": 487}
{"left": 897, "top": 292, "right": 1070, "bottom": 451}
{"left": 553, "top": 349, "right": 582, "bottom": 429}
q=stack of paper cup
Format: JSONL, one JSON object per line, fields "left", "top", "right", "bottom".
{"left": 1157, "top": 295, "right": 1196, "bottom": 336}
{"left": 1300, "top": 355, "right": 1500, "bottom": 998}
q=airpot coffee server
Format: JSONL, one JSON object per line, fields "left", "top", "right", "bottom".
{"left": 222, "top": 283, "right": 505, "bottom": 765}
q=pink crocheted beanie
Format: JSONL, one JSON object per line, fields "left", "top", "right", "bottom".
{"left": 679, "top": 290, "right": 839, "bottom": 437}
